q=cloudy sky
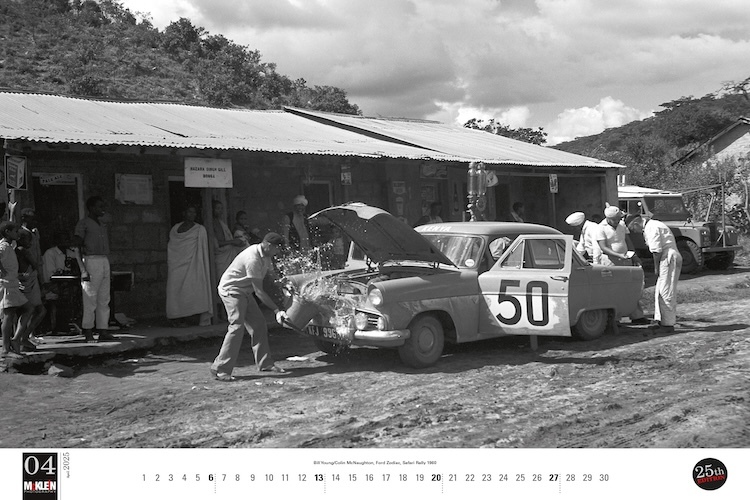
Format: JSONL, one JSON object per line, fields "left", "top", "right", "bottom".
{"left": 118, "top": 0, "right": 749, "bottom": 145}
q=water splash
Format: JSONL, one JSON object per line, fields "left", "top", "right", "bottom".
{"left": 273, "top": 244, "right": 358, "bottom": 343}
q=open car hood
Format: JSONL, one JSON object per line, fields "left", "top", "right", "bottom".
{"left": 311, "top": 203, "right": 456, "bottom": 267}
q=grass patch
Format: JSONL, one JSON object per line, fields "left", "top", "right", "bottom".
{"left": 677, "top": 287, "right": 750, "bottom": 303}
{"left": 729, "top": 276, "right": 750, "bottom": 289}
{"left": 641, "top": 282, "right": 750, "bottom": 308}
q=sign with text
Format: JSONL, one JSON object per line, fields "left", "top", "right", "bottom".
{"left": 39, "top": 174, "right": 77, "bottom": 186}
{"left": 6, "top": 155, "right": 27, "bottom": 190}
{"left": 184, "top": 158, "right": 233, "bottom": 188}
{"left": 549, "top": 174, "right": 559, "bottom": 193}
{"left": 22, "top": 452, "right": 58, "bottom": 500}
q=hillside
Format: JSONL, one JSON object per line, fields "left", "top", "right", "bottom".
{"left": 554, "top": 91, "right": 750, "bottom": 171}
{"left": 0, "top": 0, "right": 360, "bottom": 113}
{"left": 552, "top": 87, "right": 750, "bottom": 211}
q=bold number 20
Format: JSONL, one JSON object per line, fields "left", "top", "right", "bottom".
{"left": 496, "top": 279, "right": 549, "bottom": 326}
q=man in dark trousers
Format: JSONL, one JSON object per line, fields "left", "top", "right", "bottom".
{"left": 210, "top": 232, "right": 290, "bottom": 382}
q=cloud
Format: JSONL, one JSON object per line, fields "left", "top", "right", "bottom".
{"left": 544, "top": 97, "right": 652, "bottom": 146}
{"left": 118, "top": 0, "right": 750, "bottom": 134}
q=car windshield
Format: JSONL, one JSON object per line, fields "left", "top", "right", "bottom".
{"left": 421, "top": 234, "right": 483, "bottom": 269}
{"left": 643, "top": 196, "right": 690, "bottom": 220}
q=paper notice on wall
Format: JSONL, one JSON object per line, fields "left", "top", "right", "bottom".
{"left": 184, "top": 158, "right": 233, "bottom": 188}
{"left": 115, "top": 174, "right": 153, "bottom": 205}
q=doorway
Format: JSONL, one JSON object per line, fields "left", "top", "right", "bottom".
{"left": 28, "top": 173, "right": 83, "bottom": 252}
{"left": 168, "top": 178, "right": 203, "bottom": 227}
{"left": 303, "top": 181, "right": 332, "bottom": 215}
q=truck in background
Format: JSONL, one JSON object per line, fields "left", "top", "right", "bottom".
{"left": 618, "top": 185, "right": 741, "bottom": 273}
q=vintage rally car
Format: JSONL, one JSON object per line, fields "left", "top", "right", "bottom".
{"left": 286, "top": 203, "right": 644, "bottom": 368}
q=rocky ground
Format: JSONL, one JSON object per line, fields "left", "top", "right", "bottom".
{"left": 1, "top": 264, "right": 749, "bottom": 450}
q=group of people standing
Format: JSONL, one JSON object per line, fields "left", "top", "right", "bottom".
{"left": 1, "top": 196, "right": 117, "bottom": 360}
{"left": 165, "top": 195, "right": 314, "bottom": 328}
{"left": 166, "top": 194, "right": 324, "bottom": 381}
{"left": 414, "top": 200, "right": 527, "bottom": 227}
{"left": 566, "top": 205, "right": 681, "bottom": 334}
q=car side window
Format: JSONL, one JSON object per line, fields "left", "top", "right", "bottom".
{"left": 525, "top": 239, "right": 565, "bottom": 269}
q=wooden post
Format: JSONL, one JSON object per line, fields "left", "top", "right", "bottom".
{"left": 203, "top": 188, "right": 220, "bottom": 325}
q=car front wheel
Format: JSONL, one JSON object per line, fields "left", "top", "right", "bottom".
{"left": 399, "top": 315, "right": 445, "bottom": 368}
{"left": 677, "top": 239, "right": 703, "bottom": 274}
{"left": 572, "top": 309, "right": 608, "bottom": 340}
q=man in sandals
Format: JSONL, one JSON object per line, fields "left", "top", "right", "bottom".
{"left": 210, "top": 232, "right": 289, "bottom": 381}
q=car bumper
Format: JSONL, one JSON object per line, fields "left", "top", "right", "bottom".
{"left": 352, "top": 329, "right": 410, "bottom": 348}
{"left": 702, "top": 245, "right": 742, "bottom": 254}
{"left": 306, "top": 324, "right": 410, "bottom": 348}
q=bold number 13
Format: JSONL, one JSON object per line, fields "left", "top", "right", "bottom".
{"left": 496, "top": 279, "right": 549, "bottom": 326}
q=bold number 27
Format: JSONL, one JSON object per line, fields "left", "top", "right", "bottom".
{"left": 496, "top": 279, "right": 549, "bottom": 326}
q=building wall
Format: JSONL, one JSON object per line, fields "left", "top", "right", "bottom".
{"left": 714, "top": 127, "right": 750, "bottom": 163}
{"left": 4, "top": 142, "right": 619, "bottom": 322}
{"left": 9, "top": 148, "right": 176, "bottom": 319}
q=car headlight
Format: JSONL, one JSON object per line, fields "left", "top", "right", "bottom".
{"left": 700, "top": 229, "right": 710, "bottom": 246}
{"left": 368, "top": 288, "right": 384, "bottom": 307}
{"left": 355, "top": 312, "right": 369, "bottom": 330}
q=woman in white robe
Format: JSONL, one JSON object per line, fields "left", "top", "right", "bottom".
{"left": 167, "top": 206, "right": 213, "bottom": 326}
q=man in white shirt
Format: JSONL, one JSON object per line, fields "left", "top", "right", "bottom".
{"left": 565, "top": 211, "right": 600, "bottom": 262}
{"left": 643, "top": 215, "right": 682, "bottom": 333}
{"left": 596, "top": 205, "right": 648, "bottom": 325}
{"left": 210, "top": 232, "right": 290, "bottom": 381}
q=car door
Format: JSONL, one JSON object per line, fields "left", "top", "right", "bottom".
{"left": 477, "top": 235, "right": 573, "bottom": 337}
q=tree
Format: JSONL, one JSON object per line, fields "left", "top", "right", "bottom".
{"left": 464, "top": 118, "right": 547, "bottom": 145}
{"left": 720, "top": 76, "right": 750, "bottom": 103}
{"left": 654, "top": 96, "right": 734, "bottom": 149}
{"left": 305, "top": 86, "right": 361, "bottom": 115}
{"left": 0, "top": 0, "right": 362, "bottom": 112}
{"left": 162, "top": 17, "right": 204, "bottom": 57}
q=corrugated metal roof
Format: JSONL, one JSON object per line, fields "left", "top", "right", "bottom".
{"left": 0, "top": 92, "right": 623, "bottom": 169}
{"left": 285, "top": 107, "right": 624, "bottom": 169}
{"left": 0, "top": 92, "right": 461, "bottom": 161}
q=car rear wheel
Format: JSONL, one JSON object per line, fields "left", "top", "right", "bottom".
{"left": 573, "top": 309, "right": 608, "bottom": 340}
{"left": 676, "top": 239, "right": 703, "bottom": 274}
{"left": 399, "top": 315, "right": 444, "bottom": 368}
{"left": 313, "top": 338, "right": 349, "bottom": 356}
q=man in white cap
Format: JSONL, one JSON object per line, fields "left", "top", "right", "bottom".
{"left": 281, "top": 195, "right": 314, "bottom": 251}
{"left": 643, "top": 214, "right": 682, "bottom": 333}
{"left": 595, "top": 204, "right": 649, "bottom": 325}
{"left": 565, "top": 211, "right": 599, "bottom": 262}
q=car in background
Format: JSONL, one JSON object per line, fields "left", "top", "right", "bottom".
{"left": 287, "top": 203, "right": 644, "bottom": 368}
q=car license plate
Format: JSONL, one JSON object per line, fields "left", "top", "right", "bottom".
{"left": 306, "top": 325, "right": 339, "bottom": 340}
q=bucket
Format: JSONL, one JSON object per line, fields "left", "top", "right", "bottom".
{"left": 284, "top": 296, "right": 321, "bottom": 331}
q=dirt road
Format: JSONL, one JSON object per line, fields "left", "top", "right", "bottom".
{"left": 1, "top": 269, "right": 749, "bottom": 449}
